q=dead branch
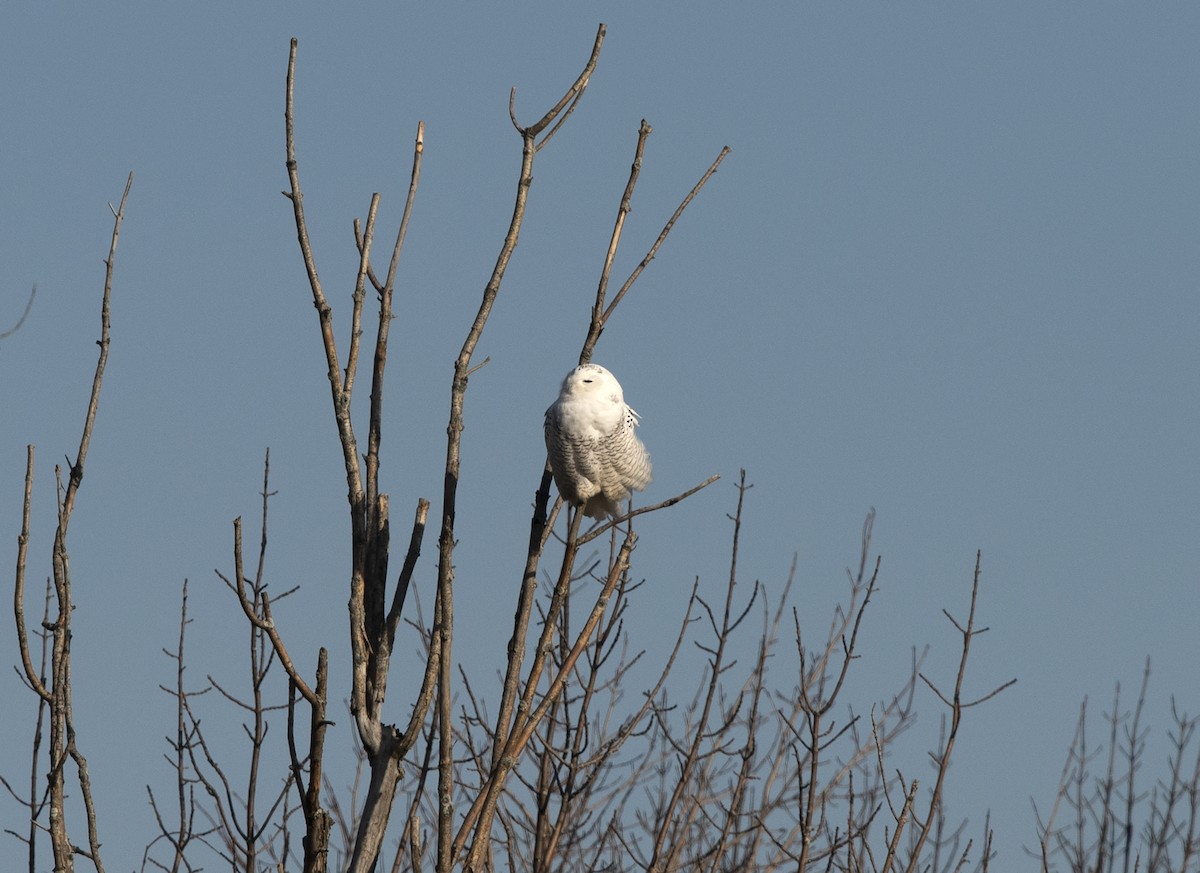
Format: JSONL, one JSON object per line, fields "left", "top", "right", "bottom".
{"left": 0, "top": 576, "right": 52, "bottom": 871}
{"left": 142, "top": 579, "right": 207, "bottom": 873}
{"left": 427, "top": 25, "right": 606, "bottom": 873}
{"left": 646, "top": 472, "right": 753, "bottom": 871}
{"left": 575, "top": 474, "right": 721, "bottom": 547}
{"left": 10, "top": 171, "right": 131, "bottom": 873}
{"left": 906, "top": 552, "right": 1015, "bottom": 871}
{"left": 284, "top": 35, "right": 435, "bottom": 873}
{"left": 579, "top": 125, "right": 730, "bottom": 363}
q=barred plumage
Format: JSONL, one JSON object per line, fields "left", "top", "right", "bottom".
{"left": 544, "top": 363, "right": 652, "bottom": 519}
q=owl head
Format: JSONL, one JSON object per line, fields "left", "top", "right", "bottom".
{"left": 559, "top": 363, "right": 624, "bottom": 404}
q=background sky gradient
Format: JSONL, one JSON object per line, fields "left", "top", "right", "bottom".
{"left": 2, "top": 5, "right": 1198, "bottom": 869}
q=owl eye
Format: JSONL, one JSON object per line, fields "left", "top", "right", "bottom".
{"left": 582, "top": 379, "right": 592, "bottom": 383}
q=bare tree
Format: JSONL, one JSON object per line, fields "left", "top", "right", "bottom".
{"left": 10, "top": 172, "right": 133, "bottom": 873}
{"left": 16, "top": 24, "right": 1199, "bottom": 873}
{"left": 271, "top": 23, "right": 726, "bottom": 871}
{"left": 280, "top": 30, "right": 434, "bottom": 870}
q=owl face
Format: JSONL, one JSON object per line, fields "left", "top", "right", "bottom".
{"left": 560, "top": 363, "right": 623, "bottom": 404}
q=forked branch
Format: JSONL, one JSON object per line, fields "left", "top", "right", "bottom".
{"left": 906, "top": 552, "right": 1015, "bottom": 869}
{"left": 11, "top": 171, "right": 131, "bottom": 873}
{"left": 579, "top": 130, "right": 731, "bottom": 364}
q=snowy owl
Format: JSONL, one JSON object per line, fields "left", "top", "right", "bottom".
{"left": 544, "top": 363, "right": 653, "bottom": 520}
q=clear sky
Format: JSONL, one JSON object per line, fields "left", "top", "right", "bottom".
{"left": 2, "top": 5, "right": 1197, "bottom": 869}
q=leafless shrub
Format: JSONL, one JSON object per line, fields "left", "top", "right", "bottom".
{"left": 1033, "top": 659, "right": 1200, "bottom": 873}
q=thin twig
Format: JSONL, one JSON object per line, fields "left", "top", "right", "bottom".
{"left": 0, "top": 284, "right": 37, "bottom": 341}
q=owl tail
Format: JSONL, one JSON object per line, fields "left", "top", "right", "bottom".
{"left": 582, "top": 495, "right": 622, "bottom": 520}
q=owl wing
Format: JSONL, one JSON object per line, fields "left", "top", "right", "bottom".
{"left": 545, "top": 402, "right": 603, "bottom": 506}
{"left": 597, "top": 405, "right": 652, "bottom": 498}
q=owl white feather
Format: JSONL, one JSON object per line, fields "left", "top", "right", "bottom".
{"left": 544, "top": 363, "right": 652, "bottom": 519}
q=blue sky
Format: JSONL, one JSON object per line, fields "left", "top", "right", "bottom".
{"left": 2, "top": 5, "right": 1198, "bottom": 869}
